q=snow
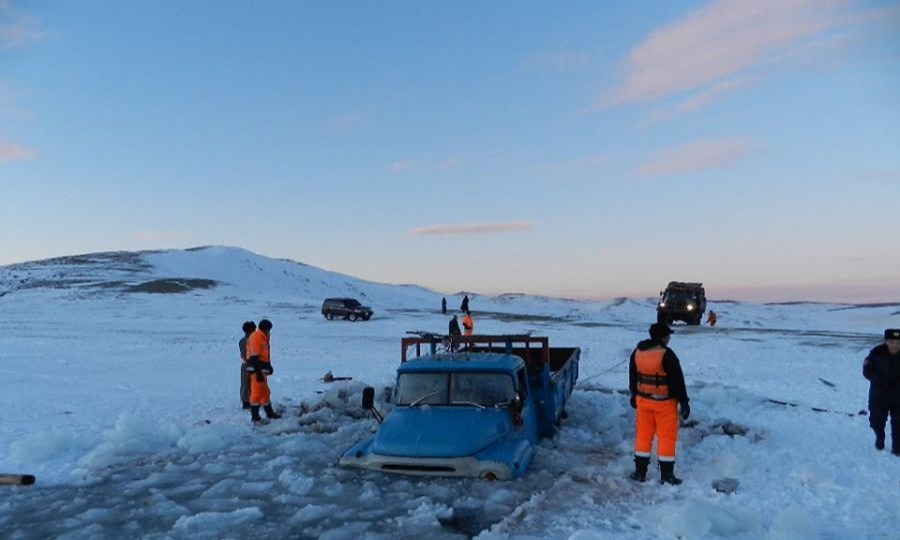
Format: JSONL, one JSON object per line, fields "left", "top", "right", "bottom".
{"left": 1, "top": 246, "right": 898, "bottom": 539}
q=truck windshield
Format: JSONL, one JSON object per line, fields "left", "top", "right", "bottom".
{"left": 396, "top": 372, "right": 515, "bottom": 407}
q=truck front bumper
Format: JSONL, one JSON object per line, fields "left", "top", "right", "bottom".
{"left": 340, "top": 451, "right": 513, "bottom": 480}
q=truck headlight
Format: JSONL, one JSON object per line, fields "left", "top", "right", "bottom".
{"left": 659, "top": 302, "right": 666, "bottom": 308}
{"left": 687, "top": 304, "right": 694, "bottom": 311}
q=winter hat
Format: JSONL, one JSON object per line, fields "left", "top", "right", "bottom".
{"left": 885, "top": 329, "right": 900, "bottom": 340}
{"left": 649, "top": 322, "right": 674, "bottom": 341}
{"left": 242, "top": 321, "right": 256, "bottom": 333}
{"left": 259, "top": 319, "right": 273, "bottom": 331}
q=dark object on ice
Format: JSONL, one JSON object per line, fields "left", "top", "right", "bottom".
{"left": 630, "top": 456, "right": 649, "bottom": 482}
{"left": 0, "top": 474, "right": 35, "bottom": 486}
{"left": 322, "top": 371, "right": 352, "bottom": 382}
{"left": 659, "top": 462, "right": 682, "bottom": 485}
{"left": 818, "top": 377, "right": 836, "bottom": 388}
{"left": 321, "top": 298, "right": 373, "bottom": 321}
{"left": 713, "top": 420, "right": 747, "bottom": 437}
{"left": 656, "top": 282, "right": 706, "bottom": 326}
{"left": 712, "top": 477, "right": 739, "bottom": 494}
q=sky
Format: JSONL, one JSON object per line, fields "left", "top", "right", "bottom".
{"left": 1, "top": 0, "right": 899, "bottom": 303}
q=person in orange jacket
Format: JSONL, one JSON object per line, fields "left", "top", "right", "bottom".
{"left": 629, "top": 322, "right": 690, "bottom": 484}
{"left": 462, "top": 311, "right": 474, "bottom": 336}
{"left": 245, "top": 319, "right": 282, "bottom": 424}
{"left": 706, "top": 310, "right": 717, "bottom": 327}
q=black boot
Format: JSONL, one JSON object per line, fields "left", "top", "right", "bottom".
{"left": 250, "top": 405, "right": 265, "bottom": 424}
{"left": 264, "top": 404, "right": 282, "bottom": 419}
{"left": 659, "top": 461, "right": 683, "bottom": 485}
{"left": 242, "top": 401, "right": 251, "bottom": 410}
{"left": 630, "top": 456, "right": 650, "bottom": 482}
{"left": 874, "top": 429, "right": 885, "bottom": 451}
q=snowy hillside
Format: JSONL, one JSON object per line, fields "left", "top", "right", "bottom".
{"left": 1, "top": 247, "right": 898, "bottom": 540}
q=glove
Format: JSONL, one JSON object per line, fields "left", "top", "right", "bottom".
{"left": 680, "top": 401, "right": 691, "bottom": 420}
{"left": 630, "top": 394, "right": 637, "bottom": 409}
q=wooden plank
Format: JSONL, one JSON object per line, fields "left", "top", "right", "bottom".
{"left": 0, "top": 474, "right": 35, "bottom": 486}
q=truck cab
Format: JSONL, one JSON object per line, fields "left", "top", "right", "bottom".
{"left": 340, "top": 335, "right": 579, "bottom": 480}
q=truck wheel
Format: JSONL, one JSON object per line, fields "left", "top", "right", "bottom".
{"left": 325, "top": 313, "right": 334, "bottom": 321}
{"left": 348, "top": 314, "right": 358, "bottom": 322}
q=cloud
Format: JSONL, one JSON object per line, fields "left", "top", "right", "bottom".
{"left": 607, "top": 0, "right": 857, "bottom": 106}
{"left": 391, "top": 160, "right": 416, "bottom": 172}
{"left": 0, "top": 2, "right": 47, "bottom": 48}
{"left": 649, "top": 75, "right": 759, "bottom": 121}
{"left": 130, "top": 231, "right": 182, "bottom": 241}
{"left": 407, "top": 221, "right": 535, "bottom": 236}
{"left": 0, "top": 140, "right": 36, "bottom": 162}
{"left": 638, "top": 138, "right": 753, "bottom": 175}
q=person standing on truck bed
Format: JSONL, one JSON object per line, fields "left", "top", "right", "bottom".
{"left": 462, "top": 311, "right": 474, "bottom": 336}
{"left": 629, "top": 322, "right": 691, "bottom": 484}
{"left": 246, "top": 319, "right": 282, "bottom": 424}
{"left": 238, "top": 321, "right": 256, "bottom": 410}
{"left": 863, "top": 329, "right": 900, "bottom": 454}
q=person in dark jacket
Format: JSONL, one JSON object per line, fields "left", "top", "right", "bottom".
{"left": 629, "top": 322, "right": 691, "bottom": 484}
{"left": 238, "top": 321, "right": 256, "bottom": 410}
{"left": 442, "top": 297, "right": 447, "bottom": 314}
{"left": 460, "top": 295, "right": 469, "bottom": 313}
{"left": 448, "top": 315, "right": 462, "bottom": 351}
{"left": 863, "top": 328, "right": 900, "bottom": 454}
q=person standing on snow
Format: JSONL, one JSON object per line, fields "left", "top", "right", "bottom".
{"left": 629, "top": 322, "right": 691, "bottom": 484}
{"left": 460, "top": 295, "right": 469, "bottom": 313}
{"left": 706, "top": 310, "right": 717, "bottom": 327}
{"left": 462, "top": 311, "right": 474, "bottom": 336}
{"left": 442, "top": 297, "right": 447, "bottom": 315}
{"left": 246, "top": 319, "right": 282, "bottom": 424}
{"left": 238, "top": 321, "right": 256, "bottom": 410}
{"left": 863, "top": 329, "right": 900, "bottom": 454}
{"left": 448, "top": 315, "right": 462, "bottom": 351}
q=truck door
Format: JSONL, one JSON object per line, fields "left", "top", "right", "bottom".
{"left": 516, "top": 367, "right": 539, "bottom": 440}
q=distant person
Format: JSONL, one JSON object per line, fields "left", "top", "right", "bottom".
{"left": 863, "top": 329, "right": 900, "bottom": 454}
{"left": 707, "top": 310, "right": 717, "bottom": 327}
{"left": 629, "top": 322, "right": 691, "bottom": 484}
{"left": 460, "top": 295, "right": 469, "bottom": 313}
{"left": 449, "top": 315, "right": 462, "bottom": 351}
{"left": 238, "top": 321, "right": 256, "bottom": 409}
{"left": 442, "top": 297, "right": 447, "bottom": 315}
{"left": 462, "top": 310, "right": 474, "bottom": 336}
{"left": 245, "top": 319, "right": 282, "bottom": 424}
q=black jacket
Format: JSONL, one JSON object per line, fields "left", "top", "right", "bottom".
{"left": 449, "top": 318, "right": 462, "bottom": 336}
{"left": 863, "top": 344, "right": 900, "bottom": 404}
{"left": 629, "top": 339, "right": 689, "bottom": 404}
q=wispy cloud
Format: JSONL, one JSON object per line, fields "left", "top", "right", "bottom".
{"left": 638, "top": 138, "right": 753, "bottom": 176}
{"left": 0, "top": 1, "right": 47, "bottom": 48}
{"left": 130, "top": 231, "right": 182, "bottom": 241}
{"left": 0, "top": 139, "right": 36, "bottom": 162}
{"left": 649, "top": 76, "right": 759, "bottom": 121}
{"left": 607, "top": 0, "right": 858, "bottom": 107}
{"left": 407, "top": 221, "right": 535, "bottom": 236}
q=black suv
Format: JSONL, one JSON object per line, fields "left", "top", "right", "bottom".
{"left": 321, "top": 298, "right": 373, "bottom": 321}
{"left": 656, "top": 282, "right": 706, "bottom": 325}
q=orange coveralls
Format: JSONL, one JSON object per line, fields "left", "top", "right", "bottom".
{"left": 633, "top": 347, "right": 679, "bottom": 462}
{"left": 246, "top": 329, "right": 271, "bottom": 406}
{"left": 462, "top": 313, "right": 474, "bottom": 336}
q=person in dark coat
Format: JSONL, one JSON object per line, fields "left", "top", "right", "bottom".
{"left": 238, "top": 321, "right": 256, "bottom": 409}
{"left": 449, "top": 315, "right": 462, "bottom": 351}
{"left": 863, "top": 328, "right": 900, "bottom": 454}
{"left": 442, "top": 297, "right": 447, "bottom": 314}
{"left": 460, "top": 295, "right": 469, "bottom": 312}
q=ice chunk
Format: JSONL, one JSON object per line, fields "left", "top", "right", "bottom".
{"left": 171, "top": 507, "right": 263, "bottom": 533}
{"left": 770, "top": 507, "right": 818, "bottom": 540}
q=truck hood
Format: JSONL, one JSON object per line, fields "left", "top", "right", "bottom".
{"left": 371, "top": 407, "right": 513, "bottom": 458}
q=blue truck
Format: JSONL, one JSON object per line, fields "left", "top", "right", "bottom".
{"left": 340, "top": 335, "right": 580, "bottom": 480}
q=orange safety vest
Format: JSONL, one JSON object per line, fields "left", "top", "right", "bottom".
{"left": 634, "top": 347, "right": 670, "bottom": 399}
{"left": 247, "top": 329, "right": 270, "bottom": 363}
{"left": 462, "top": 314, "right": 474, "bottom": 335}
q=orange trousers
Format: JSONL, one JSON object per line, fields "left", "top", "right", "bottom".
{"left": 250, "top": 375, "right": 271, "bottom": 406}
{"left": 634, "top": 396, "right": 679, "bottom": 462}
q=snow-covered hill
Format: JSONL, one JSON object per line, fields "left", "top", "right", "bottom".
{"left": 0, "top": 247, "right": 898, "bottom": 540}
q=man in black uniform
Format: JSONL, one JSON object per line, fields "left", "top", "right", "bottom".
{"left": 863, "top": 328, "right": 900, "bottom": 454}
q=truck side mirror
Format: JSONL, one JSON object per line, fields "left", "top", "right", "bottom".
{"left": 362, "top": 387, "right": 375, "bottom": 410}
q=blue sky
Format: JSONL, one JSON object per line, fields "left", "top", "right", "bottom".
{"left": 2, "top": 1, "right": 898, "bottom": 302}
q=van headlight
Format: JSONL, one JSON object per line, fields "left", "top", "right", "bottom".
{"left": 687, "top": 304, "right": 694, "bottom": 311}
{"left": 659, "top": 302, "right": 666, "bottom": 308}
